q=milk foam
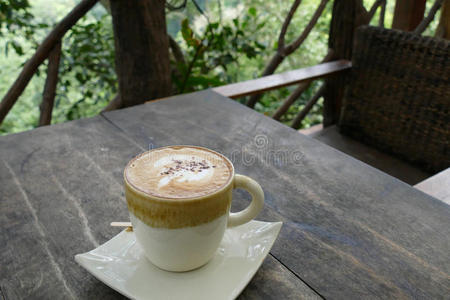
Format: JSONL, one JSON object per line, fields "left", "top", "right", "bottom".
{"left": 125, "top": 146, "right": 232, "bottom": 198}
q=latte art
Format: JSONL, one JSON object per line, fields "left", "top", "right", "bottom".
{"left": 125, "top": 146, "right": 233, "bottom": 198}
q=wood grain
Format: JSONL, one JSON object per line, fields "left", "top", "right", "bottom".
{"left": 212, "top": 60, "right": 351, "bottom": 99}
{"left": 309, "top": 125, "right": 430, "bottom": 185}
{"left": 0, "top": 114, "right": 315, "bottom": 299}
{"left": 239, "top": 255, "right": 321, "bottom": 300}
{"left": 103, "top": 90, "right": 450, "bottom": 299}
{"left": 0, "top": 117, "right": 134, "bottom": 299}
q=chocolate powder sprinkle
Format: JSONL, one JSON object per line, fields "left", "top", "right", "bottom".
{"left": 160, "top": 159, "right": 214, "bottom": 175}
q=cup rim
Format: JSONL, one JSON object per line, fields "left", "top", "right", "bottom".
{"left": 123, "top": 145, "right": 235, "bottom": 202}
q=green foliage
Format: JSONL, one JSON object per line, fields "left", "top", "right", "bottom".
{"left": 0, "top": 0, "right": 32, "bottom": 34}
{"left": 0, "top": 0, "right": 34, "bottom": 56}
{"left": 0, "top": 0, "right": 443, "bottom": 135}
{"left": 58, "top": 14, "right": 116, "bottom": 121}
{"left": 174, "top": 7, "right": 266, "bottom": 93}
{"left": 0, "top": 3, "right": 116, "bottom": 134}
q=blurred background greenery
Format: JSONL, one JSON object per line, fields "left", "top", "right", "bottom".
{"left": 0, "top": 0, "right": 441, "bottom": 135}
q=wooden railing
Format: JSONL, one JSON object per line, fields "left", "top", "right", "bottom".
{"left": 212, "top": 60, "right": 351, "bottom": 99}
{"left": 0, "top": 0, "right": 444, "bottom": 131}
{"left": 213, "top": 59, "right": 351, "bottom": 129}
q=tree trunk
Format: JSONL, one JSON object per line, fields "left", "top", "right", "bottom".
{"left": 392, "top": 0, "right": 426, "bottom": 31}
{"left": 110, "top": 0, "right": 172, "bottom": 108}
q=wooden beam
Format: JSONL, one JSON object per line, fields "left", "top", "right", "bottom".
{"left": 392, "top": 0, "right": 426, "bottom": 31}
{"left": 0, "top": 0, "right": 99, "bottom": 125}
{"left": 323, "top": 0, "right": 367, "bottom": 127}
{"left": 212, "top": 60, "right": 351, "bottom": 99}
{"left": 39, "top": 41, "right": 62, "bottom": 126}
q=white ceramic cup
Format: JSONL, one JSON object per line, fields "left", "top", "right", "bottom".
{"left": 124, "top": 146, "right": 264, "bottom": 272}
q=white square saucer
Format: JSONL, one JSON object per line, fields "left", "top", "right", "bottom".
{"left": 75, "top": 220, "right": 282, "bottom": 300}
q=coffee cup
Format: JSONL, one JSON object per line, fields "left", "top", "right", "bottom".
{"left": 124, "top": 145, "right": 264, "bottom": 272}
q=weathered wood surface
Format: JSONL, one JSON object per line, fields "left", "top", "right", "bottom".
{"left": 212, "top": 60, "right": 351, "bottom": 99}
{"left": 102, "top": 90, "right": 450, "bottom": 299}
{"left": 0, "top": 112, "right": 319, "bottom": 298}
{"left": 307, "top": 125, "right": 430, "bottom": 185}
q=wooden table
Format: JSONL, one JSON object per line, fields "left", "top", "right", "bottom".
{"left": 1, "top": 90, "right": 449, "bottom": 299}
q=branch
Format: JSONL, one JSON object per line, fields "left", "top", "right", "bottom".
{"left": 166, "top": 0, "right": 188, "bottom": 11}
{"left": 284, "top": 0, "right": 329, "bottom": 55}
{"left": 179, "top": 27, "right": 212, "bottom": 93}
{"left": 271, "top": 50, "right": 333, "bottom": 120}
{"left": 278, "top": 0, "right": 302, "bottom": 52}
{"left": 100, "top": 0, "right": 110, "bottom": 13}
{"left": 247, "top": 0, "right": 329, "bottom": 108}
{"left": 218, "top": 0, "right": 222, "bottom": 23}
{"left": 39, "top": 41, "right": 62, "bottom": 127}
{"left": 192, "top": 0, "right": 209, "bottom": 22}
{"left": 272, "top": 81, "right": 311, "bottom": 121}
{"left": 0, "top": 0, "right": 99, "bottom": 125}
{"left": 291, "top": 84, "right": 325, "bottom": 129}
{"left": 367, "top": 0, "right": 385, "bottom": 21}
{"left": 414, "top": 0, "right": 444, "bottom": 34}
{"left": 168, "top": 35, "right": 186, "bottom": 66}
{"left": 378, "top": 0, "right": 386, "bottom": 27}
{"left": 102, "top": 93, "right": 122, "bottom": 112}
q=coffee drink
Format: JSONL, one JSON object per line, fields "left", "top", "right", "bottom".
{"left": 125, "top": 146, "right": 233, "bottom": 199}
{"left": 124, "top": 146, "right": 264, "bottom": 272}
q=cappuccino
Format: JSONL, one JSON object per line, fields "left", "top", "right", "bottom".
{"left": 125, "top": 146, "right": 233, "bottom": 199}
{"left": 124, "top": 145, "right": 264, "bottom": 271}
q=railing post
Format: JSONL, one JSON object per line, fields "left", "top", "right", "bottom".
{"left": 392, "top": 0, "right": 426, "bottom": 31}
{"left": 435, "top": 0, "right": 450, "bottom": 39}
{"left": 39, "top": 41, "right": 62, "bottom": 127}
{"left": 323, "top": 0, "right": 367, "bottom": 127}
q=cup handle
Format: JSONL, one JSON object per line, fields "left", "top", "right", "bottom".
{"left": 227, "top": 174, "right": 264, "bottom": 228}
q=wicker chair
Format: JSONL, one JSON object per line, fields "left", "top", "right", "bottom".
{"left": 311, "top": 26, "right": 449, "bottom": 184}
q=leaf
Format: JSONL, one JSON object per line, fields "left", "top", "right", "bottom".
{"left": 248, "top": 7, "right": 257, "bottom": 17}
{"left": 181, "top": 18, "right": 197, "bottom": 47}
{"left": 12, "top": 44, "right": 23, "bottom": 55}
{"left": 185, "top": 75, "right": 224, "bottom": 88}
